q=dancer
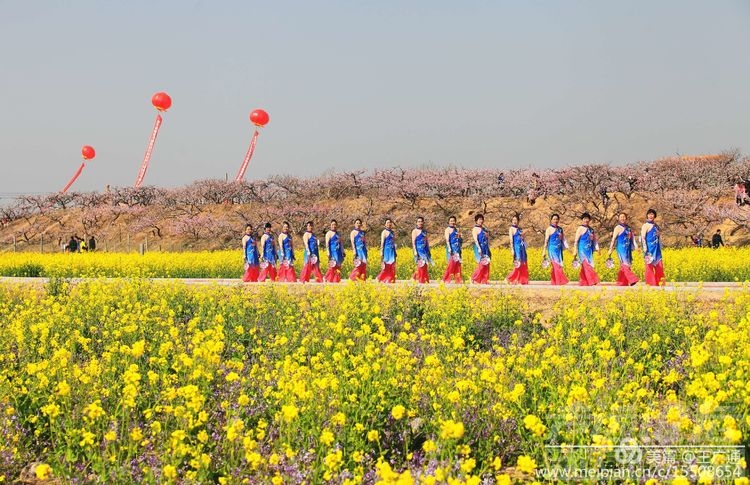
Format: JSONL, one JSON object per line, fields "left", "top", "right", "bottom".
{"left": 506, "top": 214, "right": 529, "bottom": 285}
{"left": 608, "top": 212, "right": 640, "bottom": 286}
{"left": 258, "top": 222, "right": 278, "bottom": 282}
{"left": 572, "top": 212, "right": 600, "bottom": 286}
{"left": 299, "top": 221, "right": 323, "bottom": 283}
{"left": 277, "top": 221, "right": 297, "bottom": 282}
{"left": 376, "top": 218, "right": 397, "bottom": 283}
{"left": 442, "top": 216, "right": 463, "bottom": 283}
{"left": 241, "top": 224, "right": 260, "bottom": 282}
{"left": 471, "top": 214, "right": 491, "bottom": 284}
{"left": 641, "top": 208, "right": 665, "bottom": 286}
{"left": 411, "top": 217, "right": 432, "bottom": 283}
{"left": 324, "top": 220, "right": 344, "bottom": 283}
{"left": 349, "top": 218, "right": 368, "bottom": 281}
{"left": 543, "top": 214, "right": 569, "bottom": 285}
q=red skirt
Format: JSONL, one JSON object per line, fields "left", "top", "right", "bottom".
{"left": 506, "top": 262, "right": 529, "bottom": 285}
{"left": 412, "top": 264, "right": 430, "bottom": 284}
{"left": 277, "top": 264, "right": 297, "bottom": 282}
{"left": 644, "top": 260, "right": 665, "bottom": 286}
{"left": 349, "top": 263, "right": 367, "bottom": 281}
{"left": 471, "top": 263, "right": 490, "bottom": 284}
{"left": 442, "top": 259, "right": 463, "bottom": 283}
{"left": 299, "top": 262, "right": 323, "bottom": 283}
{"left": 324, "top": 264, "right": 342, "bottom": 283}
{"left": 550, "top": 261, "right": 569, "bottom": 285}
{"left": 258, "top": 264, "right": 278, "bottom": 282}
{"left": 616, "top": 264, "right": 640, "bottom": 286}
{"left": 377, "top": 262, "right": 396, "bottom": 283}
{"left": 578, "top": 261, "right": 600, "bottom": 286}
{"left": 242, "top": 265, "right": 259, "bottom": 283}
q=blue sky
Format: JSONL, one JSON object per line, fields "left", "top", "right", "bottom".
{"left": 1, "top": 0, "right": 748, "bottom": 194}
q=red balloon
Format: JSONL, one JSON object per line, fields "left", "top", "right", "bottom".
{"left": 81, "top": 145, "right": 96, "bottom": 160}
{"left": 151, "top": 92, "right": 172, "bottom": 111}
{"left": 249, "top": 109, "right": 269, "bottom": 127}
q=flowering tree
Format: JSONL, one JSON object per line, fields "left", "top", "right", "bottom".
{"left": 14, "top": 216, "right": 45, "bottom": 244}
{"left": 3, "top": 151, "right": 750, "bottom": 250}
{"left": 264, "top": 201, "right": 344, "bottom": 236}
{"left": 0, "top": 203, "right": 21, "bottom": 228}
{"left": 46, "top": 192, "right": 76, "bottom": 210}
{"left": 127, "top": 206, "right": 168, "bottom": 239}
{"left": 109, "top": 187, "right": 164, "bottom": 207}
{"left": 704, "top": 203, "right": 750, "bottom": 235}
{"left": 656, "top": 190, "right": 726, "bottom": 239}
{"left": 169, "top": 213, "right": 234, "bottom": 242}
{"left": 80, "top": 205, "right": 112, "bottom": 237}
{"left": 74, "top": 192, "right": 112, "bottom": 209}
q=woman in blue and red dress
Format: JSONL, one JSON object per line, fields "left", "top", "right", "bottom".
{"left": 349, "top": 218, "right": 368, "bottom": 281}
{"left": 471, "top": 214, "right": 491, "bottom": 284}
{"left": 299, "top": 221, "right": 323, "bottom": 283}
{"left": 324, "top": 219, "right": 344, "bottom": 283}
{"left": 573, "top": 212, "right": 600, "bottom": 286}
{"left": 277, "top": 221, "right": 297, "bottom": 282}
{"left": 641, "top": 208, "right": 665, "bottom": 286}
{"left": 442, "top": 216, "right": 463, "bottom": 283}
{"left": 411, "top": 217, "right": 432, "bottom": 283}
{"left": 506, "top": 214, "right": 528, "bottom": 285}
{"left": 376, "top": 219, "right": 397, "bottom": 283}
{"left": 258, "top": 222, "right": 278, "bottom": 282}
{"left": 241, "top": 224, "right": 260, "bottom": 282}
{"left": 608, "top": 212, "right": 640, "bottom": 286}
{"left": 543, "top": 213, "right": 569, "bottom": 285}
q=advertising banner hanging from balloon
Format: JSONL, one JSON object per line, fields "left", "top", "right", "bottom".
{"left": 134, "top": 113, "right": 162, "bottom": 188}
{"left": 59, "top": 145, "right": 96, "bottom": 195}
{"left": 234, "top": 108, "right": 269, "bottom": 182}
{"left": 60, "top": 162, "right": 86, "bottom": 194}
{"left": 134, "top": 92, "right": 171, "bottom": 188}
{"left": 42, "top": 145, "right": 96, "bottom": 212}
{"left": 234, "top": 129, "right": 259, "bottom": 182}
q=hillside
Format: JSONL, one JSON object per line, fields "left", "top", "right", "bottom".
{"left": 1, "top": 152, "right": 749, "bottom": 253}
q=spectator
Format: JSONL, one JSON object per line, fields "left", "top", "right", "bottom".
{"left": 67, "top": 235, "right": 79, "bottom": 253}
{"left": 735, "top": 181, "right": 748, "bottom": 206}
{"left": 527, "top": 188, "right": 537, "bottom": 206}
{"left": 627, "top": 176, "right": 637, "bottom": 192}
{"left": 711, "top": 229, "right": 724, "bottom": 249}
{"left": 88, "top": 235, "right": 96, "bottom": 251}
{"left": 599, "top": 186, "right": 610, "bottom": 206}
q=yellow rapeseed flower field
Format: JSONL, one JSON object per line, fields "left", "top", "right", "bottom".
{"left": 0, "top": 246, "right": 748, "bottom": 281}
{"left": 0, "top": 279, "right": 748, "bottom": 483}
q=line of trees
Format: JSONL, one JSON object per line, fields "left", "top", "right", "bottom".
{"left": 1, "top": 151, "right": 748, "bottom": 250}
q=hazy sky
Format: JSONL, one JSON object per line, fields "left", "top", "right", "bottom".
{"left": 1, "top": 0, "right": 748, "bottom": 196}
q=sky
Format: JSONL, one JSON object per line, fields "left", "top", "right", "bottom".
{"left": 0, "top": 0, "right": 748, "bottom": 196}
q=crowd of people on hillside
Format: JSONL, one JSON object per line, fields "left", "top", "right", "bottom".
{"left": 688, "top": 229, "right": 726, "bottom": 249}
{"left": 241, "top": 209, "right": 686, "bottom": 286}
{"left": 61, "top": 234, "right": 96, "bottom": 253}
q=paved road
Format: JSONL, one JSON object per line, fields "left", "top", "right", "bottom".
{"left": 1, "top": 277, "right": 746, "bottom": 292}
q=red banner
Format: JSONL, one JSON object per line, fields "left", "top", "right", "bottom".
{"left": 60, "top": 162, "right": 86, "bottom": 194}
{"left": 134, "top": 113, "right": 163, "bottom": 188}
{"left": 234, "top": 129, "right": 260, "bottom": 182}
